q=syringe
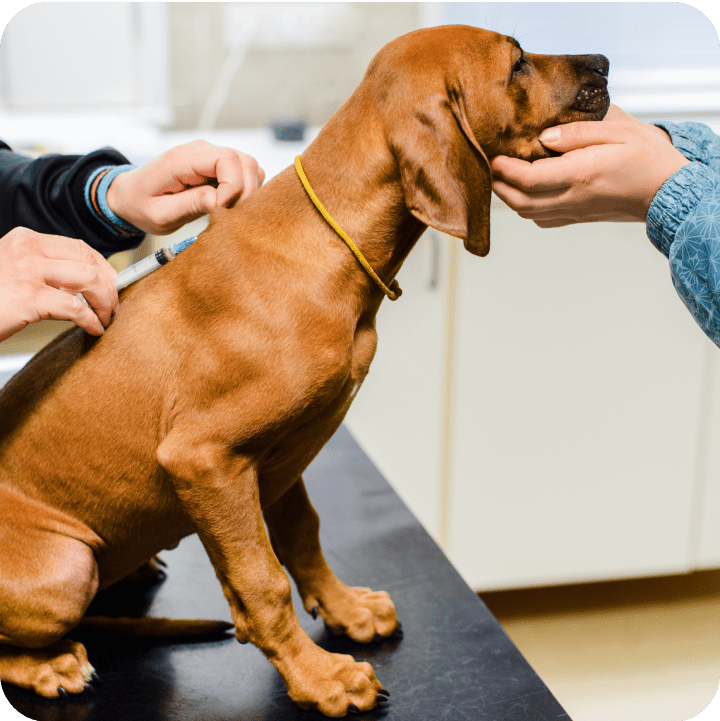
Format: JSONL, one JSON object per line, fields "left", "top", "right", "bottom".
{"left": 113, "top": 235, "right": 197, "bottom": 290}
{"left": 77, "top": 235, "right": 197, "bottom": 307}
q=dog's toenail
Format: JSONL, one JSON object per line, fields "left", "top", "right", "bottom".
{"left": 57, "top": 687, "right": 68, "bottom": 700}
{"left": 378, "top": 688, "right": 390, "bottom": 697}
{"left": 348, "top": 704, "right": 360, "bottom": 714}
{"left": 311, "top": 606, "right": 319, "bottom": 620}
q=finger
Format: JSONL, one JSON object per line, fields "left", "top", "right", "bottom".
{"left": 175, "top": 145, "right": 258, "bottom": 206}
{"left": 539, "top": 118, "right": 630, "bottom": 153}
{"left": 237, "top": 161, "right": 256, "bottom": 202}
{"left": 42, "top": 260, "right": 118, "bottom": 327}
{"left": 151, "top": 185, "right": 217, "bottom": 232}
{"left": 237, "top": 153, "right": 263, "bottom": 202}
{"left": 36, "top": 238, "right": 118, "bottom": 322}
{"left": 31, "top": 234, "right": 103, "bottom": 264}
{"left": 492, "top": 176, "right": 573, "bottom": 216}
{"left": 535, "top": 218, "right": 577, "bottom": 228}
{"left": 491, "top": 178, "right": 533, "bottom": 210}
{"left": 490, "top": 155, "right": 533, "bottom": 181}
{"left": 37, "top": 237, "right": 117, "bottom": 291}
{"left": 491, "top": 155, "right": 574, "bottom": 194}
{"left": 35, "top": 288, "right": 106, "bottom": 336}
{"left": 213, "top": 152, "right": 247, "bottom": 207}
{"left": 84, "top": 247, "right": 119, "bottom": 318}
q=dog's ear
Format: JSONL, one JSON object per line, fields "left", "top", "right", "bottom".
{"left": 390, "top": 93, "right": 492, "bottom": 256}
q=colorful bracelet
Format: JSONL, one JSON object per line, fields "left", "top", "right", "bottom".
{"left": 84, "top": 164, "right": 142, "bottom": 236}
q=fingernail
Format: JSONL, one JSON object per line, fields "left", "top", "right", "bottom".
{"left": 540, "top": 127, "right": 561, "bottom": 144}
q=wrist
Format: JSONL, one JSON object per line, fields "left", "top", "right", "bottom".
{"left": 104, "top": 168, "right": 128, "bottom": 221}
{"left": 646, "top": 161, "right": 711, "bottom": 257}
{"left": 85, "top": 165, "right": 143, "bottom": 236}
{"left": 98, "top": 165, "right": 140, "bottom": 233}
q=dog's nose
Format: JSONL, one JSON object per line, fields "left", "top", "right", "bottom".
{"left": 588, "top": 54, "right": 610, "bottom": 78}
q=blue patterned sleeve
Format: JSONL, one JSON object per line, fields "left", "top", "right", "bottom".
{"left": 646, "top": 122, "right": 720, "bottom": 347}
{"left": 657, "top": 121, "right": 720, "bottom": 174}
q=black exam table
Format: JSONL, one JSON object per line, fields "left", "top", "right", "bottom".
{"left": 2, "top": 417, "right": 571, "bottom": 721}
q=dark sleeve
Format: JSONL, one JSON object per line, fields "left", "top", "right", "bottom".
{"left": 0, "top": 140, "right": 145, "bottom": 257}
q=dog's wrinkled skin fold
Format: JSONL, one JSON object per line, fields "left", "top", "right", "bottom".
{"left": 0, "top": 27, "right": 608, "bottom": 717}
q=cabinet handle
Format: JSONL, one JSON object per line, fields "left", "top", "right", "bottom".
{"left": 429, "top": 232, "right": 440, "bottom": 290}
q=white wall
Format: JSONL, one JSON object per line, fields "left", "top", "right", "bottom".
{"left": 444, "top": 2, "right": 719, "bottom": 69}
{"left": 0, "top": 2, "right": 170, "bottom": 124}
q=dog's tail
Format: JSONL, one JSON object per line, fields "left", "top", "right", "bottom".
{"left": 77, "top": 616, "right": 234, "bottom": 637}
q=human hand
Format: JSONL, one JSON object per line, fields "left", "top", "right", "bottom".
{"left": 105, "top": 140, "right": 266, "bottom": 235}
{"left": 0, "top": 228, "right": 118, "bottom": 342}
{"left": 490, "top": 105, "right": 690, "bottom": 227}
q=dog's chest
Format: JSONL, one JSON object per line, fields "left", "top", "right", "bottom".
{"left": 258, "top": 327, "right": 377, "bottom": 499}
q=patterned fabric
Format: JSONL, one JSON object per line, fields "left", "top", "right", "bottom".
{"left": 646, "top": 122, "right": 720, "bottom": 347}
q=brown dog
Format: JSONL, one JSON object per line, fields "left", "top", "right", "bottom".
{"left": 0, "top": 26, "right": 609, "bottom": 717}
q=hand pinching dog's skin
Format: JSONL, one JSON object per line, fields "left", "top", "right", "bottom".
{"left": 0, "top": 26, "right": 608, "bottom": 717}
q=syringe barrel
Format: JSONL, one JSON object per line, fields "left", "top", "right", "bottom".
{"left": 113, "top": 253, "right": 164, "bottom": 290}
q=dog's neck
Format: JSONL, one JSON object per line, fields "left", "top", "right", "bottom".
{"left": 291, "top": 103, "right": 427, "bottom": 311}
{"left": 203, "top": 96, "right": 428, "bottom": 319}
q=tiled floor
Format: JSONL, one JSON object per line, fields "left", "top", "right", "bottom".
{"left": 481, "top": 571, "right": 720, "bottom": 721}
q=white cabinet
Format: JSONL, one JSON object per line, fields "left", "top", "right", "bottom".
{"left": 345, "top": 198, "right": 720, "bottom": 591}
{"left": 448, "top": 203, "right": 718, "bottom": 589}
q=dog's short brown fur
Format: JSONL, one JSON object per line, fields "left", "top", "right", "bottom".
{"left": 0, "top": 26, "right": 608, "bottom": 716}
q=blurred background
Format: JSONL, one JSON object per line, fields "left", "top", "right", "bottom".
{"left": 1, "top": 4, "right": 720, "bottom": 720}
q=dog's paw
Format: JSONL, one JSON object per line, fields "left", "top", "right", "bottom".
{"left": 284, "top": 649, "right": 387, "bottom": 717}
{"left": 0, "top": 639, "right": 96, "bottom": 698}
{"left": 122, "top": 555, "right": 167, "bottom": 584}
{"left": 306, "top": 585, "right": 399, "bottom": 644}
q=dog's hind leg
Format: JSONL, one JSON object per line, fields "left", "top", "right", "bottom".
{"left": 264, "top": 477, "right": 400, "bottom": 643}
{"left": 0, "top": 503, "right": 99, "bottom": 698}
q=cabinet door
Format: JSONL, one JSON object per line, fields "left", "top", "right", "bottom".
{"left": 447, "top": 205, "right": 709, "bottom": 590}
{"left": 696, "top": 343, "right": 720, "bottom": 568}
{"left": 344, "top": 231, "right": 449, "bottom": 541}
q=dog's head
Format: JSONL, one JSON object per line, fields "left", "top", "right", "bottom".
{"left": 374, "top": 25, "right": 610, "bottom": 256}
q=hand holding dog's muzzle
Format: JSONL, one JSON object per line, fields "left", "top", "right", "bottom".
{"left": 490, "top": 104, "right": 690, "bottom": 227}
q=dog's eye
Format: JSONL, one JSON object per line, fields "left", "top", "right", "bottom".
{"left": 512, "top": 55, "right": 528, "bottom": 77}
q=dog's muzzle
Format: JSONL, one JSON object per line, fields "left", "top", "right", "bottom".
{"left": 570, "top": 54, "right": 610, "bottom": 115}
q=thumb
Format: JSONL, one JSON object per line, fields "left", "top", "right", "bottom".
{"left": 539, "top": 120, "right": 619, "bottom": 152}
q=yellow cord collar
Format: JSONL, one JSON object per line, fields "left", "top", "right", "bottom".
{"left": 294, "top": 156, "right": 401, "bottom": 301}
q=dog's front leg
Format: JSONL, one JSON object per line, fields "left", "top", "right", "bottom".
{"left": 157, "top": 436, "right": 384, "bottom": 717}
{"left": 264, "top": 478, "right": 400, "bottom": 643}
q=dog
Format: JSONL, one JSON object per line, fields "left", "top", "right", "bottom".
{"left": 0, "top": 25, "right": 609, "bottom": 717}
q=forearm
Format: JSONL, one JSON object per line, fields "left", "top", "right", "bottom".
{"left": 647, "top": 162, "right": 720, "bottom": 346}
{"left": 0, "top": 143, "right": 144, "bottom": 257}
{"left": 656, "top": 121, "right": 720, "bottom": 174}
